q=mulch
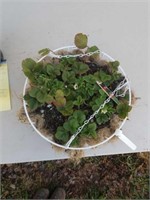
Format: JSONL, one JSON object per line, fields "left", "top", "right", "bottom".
{"left": 1, "top": 152, "right": 149, "bottom": 199}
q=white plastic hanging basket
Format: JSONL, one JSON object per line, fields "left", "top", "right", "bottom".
{"left": 23, "top": 46, "right": 136, "bottom": 151}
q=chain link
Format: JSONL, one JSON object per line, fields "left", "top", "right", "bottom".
{"left": 38, "top": 50, "right": 101, "bottom": 62}
{"left": 56, "top": 49, "right": 100, "bottom": 59}
{"left": 116, "top": 84, "right": 129, "bottom": 97}
{"left": 65, "top": 79, "right": 127, "bottom": 147}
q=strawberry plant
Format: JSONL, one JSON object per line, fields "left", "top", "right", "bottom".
{"left": 22, "top": 33, "right": 132, "bottom": 147}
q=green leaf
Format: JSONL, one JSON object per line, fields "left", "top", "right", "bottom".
{"left": 45, "top": 94, "right": 54, "bottom": 103}
{"left": 87, "top": 46, "right": 100, "bottom": 59}
{"left": 73, "top": 110, "right": 86, "bottom": 124}
{"left": 85, "top": 83, "right": 95, "bottom": 96}
{"left": 60, "top": 57, "right": 76, "bottom": 67}
{"left": 22, "top": 58, "right": 36, "bottom": 81}
{"left": 63, "top": 121, "right": 70, "bottom": 131}
{"left": 38, "top": 48, "right": 50, "bottom": 56}
{"left": 46, "top": 64, "right": 54, "bottom": 75}
{"left": 49, "top": 80, "right": 65, "bottom": 95}
{"left": 62, "top": 71, "right": 69, "bottom": 82}
{"left": 101, "top": 104, "right": 115, "bottom": 114}
{"left": 95, "top": 95, "right": 107, "bottom": 105}
{"left": 93, "top": 71, "right": 100, "bottom": 81}
{"left": 29, "top": 88, "right": 39, "bottom": 98}
{"left": 22, "top": 67, "right": 32, "bottom": 79}
{"left": 55, "top": 126, "right": 69, "bottom": 143}
{"left": 92, "top": 105, "right": 99, "bottom": 111}
{"left": 81, "top": 123, "right": 97, "bottom": 138}
{"left": 54, "top": 97, "right": 66, "bottom": 107}
{"left": 87, "top": 46, "right": 99, "bottom": 53}
{"left": 64, "top": 87, "right": 71, "bottom": 96}
{"left": 96, "top": 113, "right": 110, "bottom": 125}
{"left": 98, "top": 88, "right": 106, "bottom": 96}
{"left": 83, "top": 75, "right": 96, "bottom": 83}
{"left": 113, "top": 60, "right": 120, "bottom": 67}
{"left": 109, "top": 61, "right": 120, "bottom": 73}
{"left": 74, "top": 33, "right": 88, "bottom": 49}
{"left": 46, "top": 64, "right": 61, "bottom": 76}
{"left": 55, "top": 90, "right": 64, "bottom": 98}
{"left": 73, "top": 62, "right": 89, "bottom": 75}
{"left": 95, "top": 97, "right": 103, "bottom": 106}
{"left": 79, "top": 63, "right": 89, "bottom": 74}
{"left": 73, "top": 96, "right": 85, "bottom": 107}
{"left": 87, "top": 123, "right": 97, "bottom": 132}
{"left": 24, "top": 93, "right": 30, "bottom": 101}
{"left": 88, "top": 89, "right": 94, "bottom": 97}
{"left": 65, "top": 57, "right": 76, "bottom": 65}
{"left": 69, "top": 118, "right": 79, "bottom": 133}
{"left": 66, "top": 90, "right": 77, "bottom": 101}
{"left": 63, "top": 118, "right": 79, "bottom": 133}
{"left": 99, "top": 71, "right": 111, "bottom": 82}
{"left": 54, "top": 90, "right": 66, "bottom": 107}
{"left": 117, "top": 103, "right": 132, "bottom": 119}
{"left": 91, "top": 94, "right": 107, "bottom": 111}
{"left": 62, "top": 71, "right": 75, "bottom": 83}
{"left": 54, "top": 65, "right": 61, "bottom": 76}
{"left": 24, "top": 94, "right": 40, "bottom": 111}
{"left": 112, "top": 73, "right": 122, "bottom": 81}
{"left": 94, "top": 103, "right": 115, "bottom": 125}
{"left": 22, "top": 58, "right": 36, "bottom": 70}
{"left": 57, "top": 101, "right": 74, "bottom": 116}
{"left": 36, "top": 90, "right": 48, "bottom": 103}
{"left": 34, "top": 62, "right": 43, "bottom": 73}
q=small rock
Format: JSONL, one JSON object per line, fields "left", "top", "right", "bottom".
{"left": 47, "top": 104, "right": 52, "bottom": 108}
{"left": 10, "top": 184, "right": 16, "bottom": 189}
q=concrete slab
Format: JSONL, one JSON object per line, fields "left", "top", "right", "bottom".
{"left": 0, "top": 0, "right": 149, "bottom": 164}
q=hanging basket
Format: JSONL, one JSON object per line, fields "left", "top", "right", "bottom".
{"left": 23, "top": 45, "right": 136, "bottom": 150}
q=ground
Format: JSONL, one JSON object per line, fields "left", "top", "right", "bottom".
{"left": 1, "top": 152, "right": 149, "bottom": 199}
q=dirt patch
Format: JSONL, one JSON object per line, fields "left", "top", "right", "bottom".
{"left": 17, "top": 107, "right": 29, "bottom": 124}
{"left": 1, "top": 153, "right": 149, "bottom": 199}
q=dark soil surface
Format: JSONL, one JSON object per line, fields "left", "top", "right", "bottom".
{"left": 38, "top": 105, "right": 66, "bottom": 133}
{"left": 86, "top": 61, "right": 103, "bottom": 75}
{"left": 1, "top": 153, "right": 149, "bottom": 199}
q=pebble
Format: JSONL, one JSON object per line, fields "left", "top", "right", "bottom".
{"left": 47, "top": 104, "right": 52, "bottom": 108}
{"left": 10, "top": 184, "right": 16, "bottom": 189}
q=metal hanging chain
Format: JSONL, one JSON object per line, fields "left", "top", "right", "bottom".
{"left": 65, "top": 79, "right": 127, "bottom": 148}
{"left": 55, "top": 49, "right": 101, "bottom": 59}
{"left": 37, "top": 49, "right": 101, "bottom": 62}
{"left": 115, "top": 84, "right": 129, "bottom": 97}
